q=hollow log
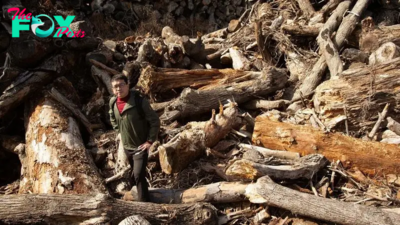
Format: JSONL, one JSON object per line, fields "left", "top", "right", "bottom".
{"left": 314, "top": 57, "right": 400, "bottom": 132}
{"left": 225, "top": 154, "right": 328, "bottom": 181}
{"left": 0, "top": 54, "right": 72, "bottom": 119}
{"left": 247, "top": 176, "right": 400, "bottom": 225}
{"left": 160, "top": 67, "right": 287, "bottom": 123}
{"left": 293, "top": 0, "right": 369, "bottom": 101}
{"left": 369, "top": 42, "right": 400, "bottom": 65}
{"left": 20, "top": 78, "right": 107, "bottom": 194}
{"left": 252, "top": 116, "right": 400, "bottom": 175}
{"left": 125, "top": 181, "right": 249, "bottom": 204}
{"left": 0, "top": 194, "right": 218, "bottom": 225}
{"left": 159, "top": 103, "right": 241, "bottom": 174}
{"left": 137, "top": 67, "right": 265, "bottom": 98}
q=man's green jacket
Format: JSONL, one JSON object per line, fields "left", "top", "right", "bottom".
{"left": 109, "top": 90, "right": 160, "bottom": 151}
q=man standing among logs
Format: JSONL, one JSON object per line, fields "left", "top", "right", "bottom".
{"left": 109, "top": 74, "right": 160, "bottom": 202}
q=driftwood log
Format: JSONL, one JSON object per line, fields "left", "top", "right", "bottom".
{"left": 0, "top": 194, "right": 218, "bottom": 225}
{"left": 252, "top": 116, "right": 400, "bottom": 175}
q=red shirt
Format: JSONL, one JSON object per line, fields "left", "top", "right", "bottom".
{"left": 116, "top": 94, "right": 130, "bottom": 114}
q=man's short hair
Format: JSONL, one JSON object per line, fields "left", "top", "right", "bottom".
{"left": 111, "top": 74, "right": 128, "bottom": 84}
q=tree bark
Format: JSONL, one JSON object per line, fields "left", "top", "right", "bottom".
{"left": 159, "top": 103, "right": 241, "bottom": 174}
{"left": 225, "top": 154, "right": 328, "bottom": 181}
{"left": 0, "top": 194, "right": 218, "bottom": 225}
{"left": 314, "top": 57, "right": 400, "bottom": 132}
{"left": 247, "top": 176, "right": 400, "bottom": 225}
{"left": 160, "top": 67, "right": 287, "bottom": 123}
{"left": 20, "top": 77, "right": 107, "bottom": 194}
{"left": 293, "top": 0, "right": 368, "bottom": 101}
{"left": 252, "top": 116, "right": 400, "bottom": 175}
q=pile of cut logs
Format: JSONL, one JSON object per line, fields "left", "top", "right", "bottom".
{"left": 1, "top": 0, "right": 400, "bottom": 224}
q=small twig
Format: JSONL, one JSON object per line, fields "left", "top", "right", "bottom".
{"left": 309, "top": 181, "right": 319, "bottom": 197}
{"left": 368, "top": 103, "right": 390, "bottom": 140}
{"left": 105, "top": 166, "right": 131, "bottom": 184}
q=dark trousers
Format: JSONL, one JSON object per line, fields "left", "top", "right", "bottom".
{"left": 125, "top": 149, "right": 149, "bottom": 202}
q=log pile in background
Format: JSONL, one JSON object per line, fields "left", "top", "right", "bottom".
{"left": 1, "top": 0, "right": 400, "bottom": 224}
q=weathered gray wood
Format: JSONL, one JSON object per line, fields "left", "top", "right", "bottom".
{"left": 387, "top": 117, "right": 400, "bottom": 136}
{"left": 247, "top": 176, "right": 400, "bottom": 225}
{"left": 293, "top": 0, "right": 369, "bottom": 101}
{"left": 226, "top": 154, "right": 328, "bottom": 181}
{"left": 0, "top": 194, "right": 218, "bottom": 225}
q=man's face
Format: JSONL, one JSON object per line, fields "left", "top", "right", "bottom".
{"left": 112, "top": 79, "right": 129, "bottom": 98}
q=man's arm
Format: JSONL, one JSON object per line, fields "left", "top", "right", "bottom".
{"left": 142, "top": 97, "right": 160, "bottom": 143}
{"left": 109, "top": 98, "right": 119, "bottom": 132}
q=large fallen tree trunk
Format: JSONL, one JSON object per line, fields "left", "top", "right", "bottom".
{"left": 159, "top": 103, "right": 241, "bottom": 174}
{"left": 225, "top": 154, "right": 328, "bottom": 181}
{"left": 19, "top": 77, "right": 107, "bottom": 194}
{"left": 160, "top": 66, "right": 287, "bottom": 123}
{"left": 125, "top": 181, "right": 249, "bottom": 204}
{"left": 313, "top": 57, "right": 400, "bottom": 132}
{"left": 246, "top": 176, "right": 400, "bottom": 225}
{"left": 137, "top": 67, "right": 263, "bottom": 99}
{"left": 252, "top": 116, "right": 400, "bottom": 175}
{"left": 0, "top": 194, "right": 218, "bottom": 225}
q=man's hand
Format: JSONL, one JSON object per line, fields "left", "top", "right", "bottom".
{"left": 138, "top": 141, "right": 152, "bottom": 151}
